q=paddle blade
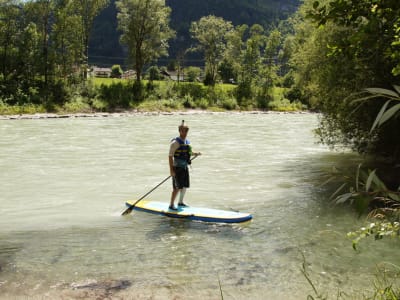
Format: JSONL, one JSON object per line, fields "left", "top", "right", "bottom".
{"left": 121, "top": 206, "right": 133, "bottom": 216}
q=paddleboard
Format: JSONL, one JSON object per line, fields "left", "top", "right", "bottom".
{"left": 125, "top": 200, "right": 252, "bottom": 223}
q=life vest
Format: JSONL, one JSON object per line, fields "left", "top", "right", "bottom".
{"left": 173, "top": 137, "right": 191, "bottom": 167}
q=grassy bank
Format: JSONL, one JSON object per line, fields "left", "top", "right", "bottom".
{"left": 0, "top": 79, "right": 305, "bottom": 115}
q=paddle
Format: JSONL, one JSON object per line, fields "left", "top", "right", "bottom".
{"left": 121, "top": 154, "right": 199, "bottom": 216}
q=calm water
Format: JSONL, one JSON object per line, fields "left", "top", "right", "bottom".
{"left": 0, "top": 113, "right": 399, "bottom": 299}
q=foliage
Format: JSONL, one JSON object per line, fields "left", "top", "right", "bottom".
{"left": 309, "top": 0, "right": 400, "bottom": 77}
{"left": 89, "top": 0, "right": 301, "bottom": 63}
{"left": 0, "top": 0, "right": 107, "bottom": 106}
{"left": 223, "top": 23, "right": 283, "bottom": 107}
{"left": 97, "top": 80, "right": 136, "bottom": 109}
{"left": 76, "top": 0, "right": 109, "bottom": 78}
{"left": 185, "top": 66, "right": 201, "bottom": 82}
{"left": 354, "top": 86, "right": 400, "bottom": 133}
{"left": 325, "top": 162, "right": 400, "bottom": 252}
{"left": 116, "top": 0, "right": 175, "bottom": 83}
{"left": 190, "top": 15, "right": 233, "bottom": 86}
{"left": 286, "top": 0, "right": 400, "bottom": 161}
{"left": 348, "top": 221, "right": 400, "bottom": 251}
{"left": 111, "top": 64, "right": 123, "bottom": 78}
{"left": 328, "top": 164, "right": 400, "bottom": 214}
{"left": 0, "top": 100, "right": 46, "bottom": 115}
{"left": 147, "top": 66, "right": 161, "bottom": 81}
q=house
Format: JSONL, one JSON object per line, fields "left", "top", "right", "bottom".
{"left": 122, "top": 70, "right": 136, "bottom": 79}
{"left": 161, "top": 69, "right": 185, "bottom": 81}
{"left": 93, "top": 67, "right": 112, "bottom": 78}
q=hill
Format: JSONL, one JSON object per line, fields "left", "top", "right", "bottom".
{"left": 89, "top": 0, "right": 300, "bottom": 67}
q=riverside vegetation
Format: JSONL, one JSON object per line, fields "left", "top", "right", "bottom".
{"left": 0, "top": 0, "right": 304, "bottom": 115}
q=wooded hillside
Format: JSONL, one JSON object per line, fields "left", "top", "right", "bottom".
{"left": 89, "top": 0, "right": 300, "bottom": 66}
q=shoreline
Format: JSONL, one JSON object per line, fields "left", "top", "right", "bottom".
{"left": 0, "top": 109, "right": 313, "bottom": 120}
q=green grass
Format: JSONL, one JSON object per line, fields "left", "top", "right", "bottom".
{"left": 92, "top": 77, "right": 125, "bottom": 86}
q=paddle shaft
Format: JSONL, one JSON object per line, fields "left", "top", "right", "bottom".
{"left": 121, "top": 154, "right": 199, "bottom": 216}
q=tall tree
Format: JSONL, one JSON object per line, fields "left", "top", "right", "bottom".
{"left": 289, "top": 0, "right": 400, "bottom": 160}
{"left": 116, "top": 0, "right": 175, "bottom": 86}
{"left": 52, "top": 0, "right": 82, "bottom": 79}
{"left": 0, "top": 0, "right": 22, "bottom": 79}
{"left": 76, "top": 0, "right": 109, "bottom": 79}
{"left": 24, "top": 0, "right": 54, "bottom": 102}
{"left": 190, "top": 15, "right": 233, "bottom": 86}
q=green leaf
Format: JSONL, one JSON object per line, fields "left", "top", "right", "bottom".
{"left": 379, "top": 103, "right": 400, "bottom": 126}
{"left": 388, "top": 192, "right": 400, "bottom": 201}
{"left": 366, "top": 169, "right": 377, "bottom": 192}
{"left": 355, "top": 163, "right": 361, "bottom": 191}
{"left": 371, "top": 173, "right": 387, "bottom": 191}
{"left": 370, "top": 100, "right": 391, "bottom": 133}
{"left": 365, "top": 88, "right": 399, "bottom": 98}
{"left": 330, "top": 182, "right": 347, "bottom": 200}
{"left": 313, "top": 1, "right": 320, "bottom": 9}
{"left": 394, "top": 85, "right": 400, "bottom": 95}
{"left": 335, "top": 192, "right": 353, "bottom": 204}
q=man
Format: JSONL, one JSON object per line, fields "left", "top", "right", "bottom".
{"left": 168, "top": 120, "right": 201, "bottom": 210}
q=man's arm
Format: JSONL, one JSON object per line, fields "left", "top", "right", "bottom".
{"left": 169, "top": 141, "right": 179, "bottom": 177}
{"left": 169, "top": 156, "right": 175, "bottom": 177}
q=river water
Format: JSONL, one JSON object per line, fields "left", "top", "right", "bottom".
{"left": 0, "top": 112, "right": 399, "bottom": 299}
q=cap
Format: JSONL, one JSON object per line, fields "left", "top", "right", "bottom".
{"left": 179, "top": 120, "right": 189, "bottom": 129}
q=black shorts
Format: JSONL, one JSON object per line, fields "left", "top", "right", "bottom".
{"left": 172, "top": 167, "right": 190, "bottom": 189}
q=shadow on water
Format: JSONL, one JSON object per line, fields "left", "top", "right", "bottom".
{"left": 143, "top": 215, "right": 251, "bottom": 242}
{"left": 0, "top": 237, "right": 23, "bottom": 274}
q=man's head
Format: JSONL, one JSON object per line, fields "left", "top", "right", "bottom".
{"left": 178, "top": 120, "right": 189, "bottom": 139}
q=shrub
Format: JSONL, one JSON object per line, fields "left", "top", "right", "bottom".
{"left": 98, "top": 81, "right": 134, "bottom": 110}
{"left": 220, "top": 97, "right": 238, "bottom": 110}
{"left": 111, "top": 65, "right": 123, "bottom": 78}
{"left": 176, "top": 83, "right": 206, "bottom": 100}
{"left": 182, "top": 94, "right": 196, "bottom": 108}
{"left": 185, "top": 66, "right": 202, "bottom": 82}
{"left": 147, "top": 66, "right": 161, "bottom": 81}
{"left": 195, "top": 98, "right": 209, "bottom": 109}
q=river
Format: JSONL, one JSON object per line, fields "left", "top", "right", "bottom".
{"left": 0, "top": 112, "right": 399, "bottom": 299}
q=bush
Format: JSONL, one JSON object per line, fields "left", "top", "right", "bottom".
{"left": 185, "top": 66, "right": 201, "bottom": 82}
{"left": 176, "top": 83, "right": 206, "bottom": 100}
{"left": 147, "top": 66, "right": 161, "bottom": 81}
{"left": 235, "top": 80, "right": 252, "bottom": 104}
{"left": 98, "top": 81, "right": 134, "bottom": 110}
{"left": 195, "top": 98, "right": 209, "bottom": 109}
{"left": 182, "top": 94, "right": 196, "bottom": 108}
{"left": 111, "top": 65, "right": 123, "bottom": 78}
{"left": 220, "top": 97, "right": 238, "bottom": 110}
{"left": 63, "top": 96, "right": 92, "bottom": 113}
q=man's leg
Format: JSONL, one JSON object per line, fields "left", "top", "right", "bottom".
{"left": 170, "top": 188, "right": 180, "bottom": 209}
{"left": 178, "top": 188, "right": 186, "bottom": 205}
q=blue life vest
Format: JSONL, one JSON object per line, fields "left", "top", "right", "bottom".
{"left": 173, "top": 137, "right": 191, "bottom": 167}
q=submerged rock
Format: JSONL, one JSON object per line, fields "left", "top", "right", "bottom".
{"left": 70, "top": 279, "right": 131, "bottom": 291}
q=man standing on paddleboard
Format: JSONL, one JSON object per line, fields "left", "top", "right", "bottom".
{"left": 168, "top": 120, "right": 201, "bottom": 210}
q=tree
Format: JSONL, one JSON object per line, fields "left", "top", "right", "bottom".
{"left": 52, "top": 0, "right": 82, "bottom": 80}
{"left": 76, "top": 0, "right": 109, "bottom": 79}
{"left": 116, "top": 0, "right": 175, "bottom": 87}
{"left": 0, "top": 0, "right": 22, "bottom": 79}
{"left": 190, "top": 15, "right": 233, "bottom": 86}
{"left": 288, "top": 0, "right": 400, "bottom": 161}
{"left": 309, "top": 0, "right": 400, "bottom": 77}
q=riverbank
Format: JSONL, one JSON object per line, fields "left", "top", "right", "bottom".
{"left": 0, "top": 109, "right": 312, "bottom": 120}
